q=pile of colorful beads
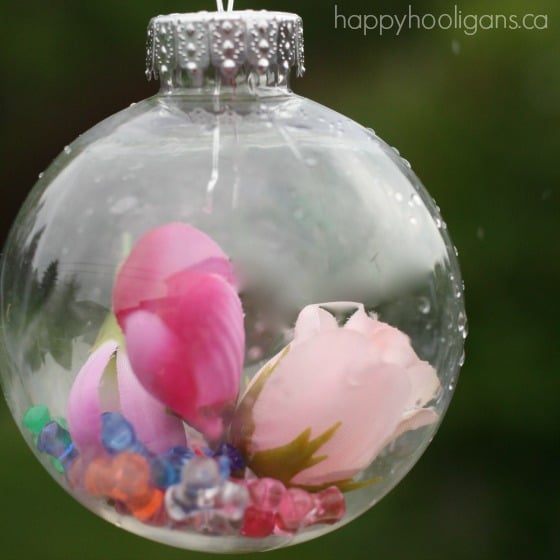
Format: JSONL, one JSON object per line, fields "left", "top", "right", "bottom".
{"left": 23, "top": 405, "right": 345, "bottom": 538}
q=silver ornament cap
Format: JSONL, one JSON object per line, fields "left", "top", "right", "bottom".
{"left": 146, "top": 10, "right": 305, "bottom": 89}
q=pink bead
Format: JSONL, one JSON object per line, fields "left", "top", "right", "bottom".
{"left": 313, "top": 486, "right": 346, "bottom": 524}
{"left": 241, "top": 506, "right": 276, "bottom": 538}
{"left": 246, "top": 478, "right": 286, "bottom": 511}
{"left": 276, "top": 488, "right": 316, "bottom": 532}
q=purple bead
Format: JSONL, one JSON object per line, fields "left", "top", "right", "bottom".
{"left": 37, "top": 421, "right": 77, "bottom": 468}
{"left": 214, "top": 442, "right": 245, "bottom": 471}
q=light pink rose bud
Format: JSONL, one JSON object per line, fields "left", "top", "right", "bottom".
{"left": 230, "top": 303, "right": 439, "bottom": 490}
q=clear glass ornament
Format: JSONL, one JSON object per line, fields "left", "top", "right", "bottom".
{"left": 0, "top": 9, "right": 466, "bottom": 554}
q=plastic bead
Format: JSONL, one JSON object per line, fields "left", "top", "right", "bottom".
{"left": 150, "top": 456, "right": 179, "bottom": 489}
{"left": 311, "top": 486, "right": 346, "bottom": 524}
{"left": 84, "top": 452, "right": 164, "bottom": 522}
{"left": 166, "top": 446, "right": 195, "bottom": 465}
{"left": 127, "top": 487, "right": 165, "bottom": 522}
{"left": 213, "top": 442, "right": 245, "bottom": 471}
{"left": 101, "top": 411, "right": 146, "bottom": 456}
{"left": 239, "top": 478, "right": 287, "bottom": 538}
{"left": 84, "top": 457, "right": 117, "bottom": 496}
{"left": 182, "top": 457, "right": 222, "bottom": 494}
{"left": 150, "top": 445, "right": 197, "bottom": 489}
{"left": 37, "top": 420, "right": 77, "bottom": 469}
{"left": 109, "top": 452, "right": 152, "bottom": 502}
{"left": 276, "top": 488, "right": 316, "bottom": 532}
{"left": 241, "top": 506, "right": 276, "bottom": 538}
{"left": 22, "top": 405, "right": 51, "bottom": 435}
{"left": 246, "top": 478, "right": 286, "bottom": 511}
{"left": 216, "top": 455, "right": 231, "bottom": 480}
{"left": 165, "top": 457, "right": 249, "bottom": 531}
{"left": 216, "top": 481, "right": 249, "bottom": 523}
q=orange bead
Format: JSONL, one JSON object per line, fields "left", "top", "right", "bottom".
{"left": 109, "top": 452, "right": 151, "bottom": 502}
{"left": 84, "top": 457, "right": 115, "bottom": 496}
{"left": 127, "top": 488, "right": 164, "bottom": 522}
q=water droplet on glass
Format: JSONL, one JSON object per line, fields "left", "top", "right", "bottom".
{"left": 457, "top": 311, "right": 468, "bottom": 339}
{"left": 64, "top": 146, "right": 72, "bottom": 155}
{"left": 418, "top": 297, "right": 430, "bottom": 314}
{"left": 38, "top": 172, "right": 44, "bottom": 179}
{"left": 394, "top": 192, "right": 403, "bottom": 203}
{"left": 459, "top": 351, "right": 465, "bottom": 367}
{"left": 401, "top": 157, "right": 411, "bottom": 169}
{"left": 392, "top": 146, "right": 400, "bottom": 156}
{"left": 411, "top": 193, "right": 422, "bottom": 206}
{"left": 409, "top": 216, "right": 418, "bottom": 226}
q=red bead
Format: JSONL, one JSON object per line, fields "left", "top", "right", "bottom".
{"left": 276, "top": 488, "right": 316, "bottom": 532}
{"left": 241, "top": 506, "right": 276, "bottom": 538}
{"left": 247, "top": 477, "right": 286, "bottom": 511}
{"left": 313, "top": 486, "right": 346, "bottom": 524}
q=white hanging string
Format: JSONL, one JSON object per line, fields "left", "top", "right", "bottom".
{"left": 227, "top": 0, "right": 235, "bottom": 11}
{"left": 216, "top": 0, "right": 224, "bottom": 12}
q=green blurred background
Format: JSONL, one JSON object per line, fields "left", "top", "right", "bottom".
{"left": 1, "top": 0, "right": 558, "bottom": 558}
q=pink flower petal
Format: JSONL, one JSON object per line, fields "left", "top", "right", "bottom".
{"left": 344, "top": 306, "right": 417, "bottom": 367}
{"left": 249, "top": 330, "right": 411, "bottom": 487}
{"left": 122, "top": 271, "right": 244, "bottom": 441}
{"left": 67, "top": 340, "right": 118, "bottom": 454}
{"left": 404, "top": 361, "right": 440, "bottom": 410}
{"left": 387, "top": 408, "right": 439, "bottom": 444}
{"left": 116, "top": 350, "right": 187, "bottom": 454}
{"left": 113, "top": 223, "right": 236, "bottom": 319}
{"left": 293, "top": 304, "right": 338, "bottom": 345}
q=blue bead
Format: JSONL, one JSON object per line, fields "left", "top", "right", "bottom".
{"left": 217, "top": 455, "right": 231, "bottom": 479}
{"left": 150, "top": 456, "right": 180, "bottom": 489}
{"left": 101, "top": 412, "right": 145, "bottom": 455}
{"left": 37, "top": 421, "right": 77, "bottom": 468}
{"left": 165, "top": 445, "right": 195, "bottom": 466}
{"left": 214, "top": 442, "right": 245, "bottom": 471}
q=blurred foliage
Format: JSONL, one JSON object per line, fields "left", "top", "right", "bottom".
{"left": 1, "top": 0, "right": 559, "bottom": 559}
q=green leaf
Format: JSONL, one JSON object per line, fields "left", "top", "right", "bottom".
{"left": 249, "top": 421, "right": 342, "bottom": 486}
